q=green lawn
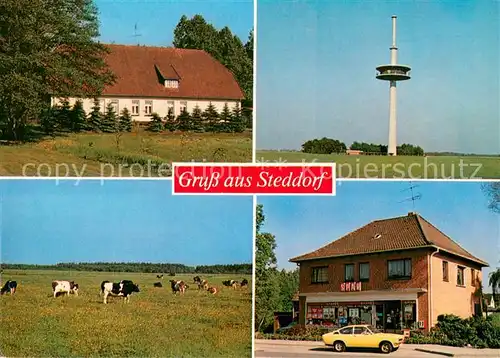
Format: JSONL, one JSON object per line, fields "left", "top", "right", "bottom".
{"left": 257, "top": 150, "right": 500, "bottom": 179}
{"left": 0, "top": 131, "right": 252, "bottom": 177}
{"left": 0, "top": 270, "right": 252, "bottom": 357}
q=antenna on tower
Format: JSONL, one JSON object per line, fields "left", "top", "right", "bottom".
{"left": 398, "top": 181, "right": 422, "bottom": 211}
{"left": 132, "top": 23, "right": 142, "bottom": 46}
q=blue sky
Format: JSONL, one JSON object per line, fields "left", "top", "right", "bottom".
{"left": 256, "top": 0, "right": 499, "bottom": 154}
{"left": 0, "top": 180, "right": 253, "bottom": 266}
{"left": 258, "top": 181, "right": 499, "bottom": 292}
{"left": 95, "top": 0, "right": 253, "bottom": 46}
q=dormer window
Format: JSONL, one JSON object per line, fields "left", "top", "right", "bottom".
{"left": 165, "top": 79, "right": 179, "bottom": 89}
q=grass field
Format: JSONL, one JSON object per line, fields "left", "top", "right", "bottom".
{"left": 257, "top": 151, "right": 500, "bottom": 179}
{"left": 0, "top": 270, "right": 252, "bottom": 357}
{"left": 0, "top": 131, "right": 252, "bottom": 177}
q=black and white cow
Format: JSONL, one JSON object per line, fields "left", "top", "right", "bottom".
{"left": 193, "top": 276, "right": 201, "bottom": 284}
{"left": 240, "top": 279, "right": 249, "bottom": 287}
{"left": 222, "top": 280, "right": 239, "bottom": 289}
{"left": 153, "top": 282, "right": 163, "bottom": 288}
{"left": 52, "top": 280, "right": 79, "bottom": 298}
{"left": 0, "top": 280, "right": 17, "bottom": 295}
{"left": 156, "top": 274, "right": 164, "bottom": 279}
{"left": 170, "top": 280, "right": 188, "bottom": 295}
{"left": 101, "top": 280, "right": 140, "bottom": 304}
{"left": 197, "top": 279, "right": 209, "bottom": 290}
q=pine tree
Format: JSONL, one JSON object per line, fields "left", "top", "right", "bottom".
{"left": 201, "top": 102, "right": 219, "bottom": 132}
{"left": 177, "top": 108, "right": 193, "bottom": 131}
{"left": 218, "top": 103, "right": 232, "bottom": 132}
{"left": 70, "top": 100, "right": 86, "bottom": 132}
{"left": 191, "top": 105, "right": 203, "bottom": 132}
{"left": 100, "top": 103, "right": 117, "bottom": 133}
{"left": 147, "top": 112, "right": 163, "bottom": 132}
{"left": 164, "top": 108, "right": 177, "bottom": 132}
{"left": 57, "top": 98, "right": 72, "bottom": 131}
{"left": 119, "top": 107, "right": 132, "bottom": 132}
{"left": 231, "top": 103, "right": 245, "bottom": 133}
{"left": 40, "top": 106, "right": 57, "bottom": 135}
{"left": 88, "top": 98, "right": 102, "bottom": 132}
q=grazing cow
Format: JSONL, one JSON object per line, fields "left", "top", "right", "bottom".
{"left": 153, "top": 282, "right": 163, "bottom": 288}
{"left": 240, "top": 279, "right": 249, "bottom": 287}
{"left": 207, "top": 286, "right": 217, "bottom": 295}
{"left": 170, "top": 280, "right": 188, "bottom": 295}
{"left": 101, "top": 280, "right": 140, "bottom": 304}
{"left": 52, "top": 280, "right": 79, "bottom": 298}
{"left": 197, "top": 279, "right": 209, "bottom": 290}
{"left": 193, "top": 276, "right": 201, "bottom": 284}
{"left": 222, "top": 280, "right": 239, "bottom": 289}
{"left": 0, "top": 280, "right": 17, "bottom": 295}
{"left": 169, "top": 272, "right": 175, "bottom": 276}
{"left": 156, "top": 274, "right": 164, "bottom": 279}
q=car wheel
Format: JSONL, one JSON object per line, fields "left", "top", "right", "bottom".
{"left": 379, "top": 341, "right": 393, "bottom": 354}
{"left": 333, "top": 341, "right": 346, "bottom": 353}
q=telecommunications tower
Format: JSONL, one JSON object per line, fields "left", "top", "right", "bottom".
{"left": 376, "top": 16, "right": 411, "bottom": 156}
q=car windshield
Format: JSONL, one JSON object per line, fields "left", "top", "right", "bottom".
{"left": 367, "top": 326, "right": 381, "bottom": 333}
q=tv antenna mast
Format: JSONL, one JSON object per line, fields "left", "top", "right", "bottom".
{"left": 132, "top": 23, "right": 142, "bottom": 45}
{"left": 399, "top": 181, "right": 422, "bottom": 211}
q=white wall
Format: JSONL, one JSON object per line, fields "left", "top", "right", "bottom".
{"left": 52, "top": 97, "right": 241, "bottom": 122}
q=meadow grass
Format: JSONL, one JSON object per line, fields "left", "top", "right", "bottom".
{"left": 0, "top": 131, "right": 252, "bottom": 177}
{"left": 0, "top": 270, "right": 252, "bottom": 357}
{"left": 256, "top": 150, "right": 500, "bottom": 179}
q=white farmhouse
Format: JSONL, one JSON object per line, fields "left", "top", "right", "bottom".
{"left": 51, "top": 44, "right": 244, "bottom": 121}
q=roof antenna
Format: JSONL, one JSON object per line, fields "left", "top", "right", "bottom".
{"left": 132, "top": 23, "right": 142, "bottom": 46}
{"left": 399, "top": 181, "right": 422, "bottom": 212}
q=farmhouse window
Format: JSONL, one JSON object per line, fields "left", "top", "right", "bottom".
{"left": 179, "top": 101, "right": 187, "bottom": 113}
{"left": 442, "top": 261, "right": 449, "bottom": 282}
{"left": 387, "top": 258, "right": 412, "bottom": 279}
{"left": 457, "top": 266, "right": 465, "bottom": 286}
{"left": 344, "top": 264, "right": 355, "bottom": 282}
{"left": 144, "top": 100, "right": 153, "bottom": 116}
{"left": 359, "top": 262, "right": 370, "bottom": 281}
{"left": 165, "top": 79, "right": 179, "bottom": 89}
{"left": 131, "top": 100, "right": 140, "bottom": 116}
{"left": 471, "top": 268, "right": 476, "bottom": 286}
{"left": 311, "top": 266, "right": 329, "bottom": 284}
{"left": 167, "top": 101, "right": 175, "bottom": 116}
{"left": 109, "top": 100, "right": 119, "bottom": 114}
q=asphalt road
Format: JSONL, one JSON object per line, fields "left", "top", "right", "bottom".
{"left": 255, "top": 340, "right": 429, "bottom": 358}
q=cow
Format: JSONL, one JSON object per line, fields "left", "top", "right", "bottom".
{"left": 197, "top": 279, "right": 209, "bottom": 290}
{"left": 101, "top": 280, "right": 140, "bottom": 304}
{"left": 207, "top": 286, "right": 217, "bottom": 295}
{"left": 0, "top": 280, "right": 17, "bottom": 295}
{"left": 52, "top": 280, "right": 79, "bottom": 298}
{"left": 156, "top": 274, "right": 164, "bottom": 279}
{"left": 240, "top": 279, "right": 249, "bottom": 288}
{"left": 222, "top": 280, "right": 239, "bottom": 289}
{"left": 153, "top": 282, "right": 162, "bottom": 288}
{"left": 170, "top": 280, "right": 188, "bottom": 295}
{"left": 193, "top": 276, "right": 201, "bottom": 284}
{"left": 169, "top": 272, "right": 175, "bottom": 276}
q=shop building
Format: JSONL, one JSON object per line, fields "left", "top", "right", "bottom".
{"left": 290, "top": 212, "right": 488, "bottom": 332}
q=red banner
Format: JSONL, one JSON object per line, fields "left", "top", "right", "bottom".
{"left": 172, "top": 163, "right": 336, "bottom": 195}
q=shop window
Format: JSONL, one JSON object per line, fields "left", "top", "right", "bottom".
{"left": 442, "top": 261, "right": 449, "bottom": 282}
{"left": 457, "top": 266, "right": 465, "bottom": 286}
{"left": 311, "top": 266, "right": 328, "bottom": 284}
{"left": 344, "top": 264, "right": 355, "bottom": 282}
{"left": 359, "top": 262, "right": 370, "bottom": 281}
{"left": 387, "top": 258, "right": 411, "bottom": 279}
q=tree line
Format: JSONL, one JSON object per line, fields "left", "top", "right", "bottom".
{"left": 302, "top": 137, "right": 425, "bottom": 156}
{"left": 1, "top": 262, "right": 252, "bottom": 274}
{"left": 0, "top": 1, "right": 253, "bottom": 141}
{"left": 255, "top": 204, "right": 299, "bottom": 332}
{"left": 42, "top": 99, "right": 248, "bottom": 136}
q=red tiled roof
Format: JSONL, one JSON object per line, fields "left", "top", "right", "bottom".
{"left": 101, "top": 44, "right": 244, "bottom": 100}
{"left": 290, "top": 213, "right": 488, "bottom": 266}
